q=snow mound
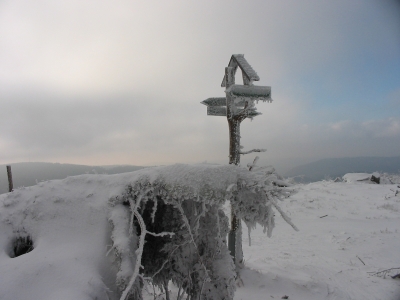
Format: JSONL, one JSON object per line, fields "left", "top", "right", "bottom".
{"left": 343, "top": 172, "right": 380, "bottom": 183}
{"left": 2, "top": 164, "right": 397, "bottom": 299}
{"left": 0, "top": 163, "right": 292, "bottom": 300}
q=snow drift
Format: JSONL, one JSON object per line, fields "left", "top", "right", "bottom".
{"left": 2, "top": 164, "right": 398, "bottom": 299}
{"left": 0, "top": 163, "right": 293, "bottom": 300}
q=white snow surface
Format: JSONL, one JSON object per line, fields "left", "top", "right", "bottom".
{"left": 0, "top": 164, "right": 399, "bottom": 300}
{"left": 238, "top": 181, "right": 400, "bottom": 300}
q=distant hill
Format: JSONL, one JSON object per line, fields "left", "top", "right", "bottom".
{"left": 285, "top": 156, "right": 400, "bottom": 183}
{"left": 0, "top": 162, "right": 144, "bottom": 194}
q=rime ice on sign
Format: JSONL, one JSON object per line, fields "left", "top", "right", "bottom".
{"left": 201, "top": 54, "right": 272, "bottom": 118}
{"left": 200, "top": 54, "right": 273, "bottom": 270}
{"left": 221, "top": 54, "right": 260, "bottom": 86}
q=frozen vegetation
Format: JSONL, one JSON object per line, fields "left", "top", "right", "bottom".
{"left": 0, "top": 164, "right": 399, "bottom": 299}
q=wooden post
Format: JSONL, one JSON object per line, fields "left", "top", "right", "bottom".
{"left": 6, "top": 165, "right": 13, "bottom": 192}
{"left": 225, "top": 67, "right": 244, "bottom": 268}
{"left": 201, "top": 55, "right": 272, "bottom": 270}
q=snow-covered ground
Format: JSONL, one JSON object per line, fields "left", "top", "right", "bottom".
{"left": 0, "top": 167, "right": 399, "bottom": 300}
{"left": 238, "top": 181, "right": 400, "bottom": 300}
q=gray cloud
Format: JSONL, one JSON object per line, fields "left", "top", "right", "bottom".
{"left": 0, "top": 0, "right": 399, "bottom": 172}
{"left": 329, "top": 118, "right": 400, "bottom": 139}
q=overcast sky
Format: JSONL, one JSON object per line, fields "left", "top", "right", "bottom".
{"left": 1, "top": 0, "right": 399, "bottom": 173}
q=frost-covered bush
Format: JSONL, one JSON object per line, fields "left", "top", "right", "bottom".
{"left": 107, "top": 164, "right": 297, "bottom": 300}
{"left": 109, "top": 179, "right": 236, "bottom": 300}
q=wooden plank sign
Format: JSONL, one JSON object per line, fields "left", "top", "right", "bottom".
{"left": 228, "top": 85, "right": 272, "bottom": 102}
{"left": 207, "top": 106, "right": 227, "bottom": 116}
{"left": 207, "top": 106, "right": 260, "bottom": 117}
{"left": 202, "top": 97, "right": 246, "bottom": 108}
{"left": 201, "top": 97, "right": 226, "bottom": 107}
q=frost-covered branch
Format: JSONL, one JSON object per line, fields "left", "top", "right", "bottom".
{"left": 267, "top": 193, "right": 299, "bottom": 233}
{"left": 120, "top": 199, "right": 147, "bottom": 300}
{"left": 150, "top": 240, "right": 190, "bottom": 280}
{"left": 146, "top": 231, "right": 175, "bottom": 238}
{"left": 247, "top": 156, "right": 259, "bottom": 171}
{"left": 368, "top": 267, "right": 400, "bottom": 279}
{"left": 151, "top": 199, "right": 158, "bottom": 223}
{"left": 118, "top": 198, "right": 174, "bottom": 300}
{"left": 240, "top": 149, "right": 266, "bottom": 155}
{"left": 175, "top": 202, "right": 210, "bottom": 281}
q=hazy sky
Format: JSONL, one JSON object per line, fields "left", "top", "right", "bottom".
{"left": 1, "top": 0, "right": 399, "bottom": 173}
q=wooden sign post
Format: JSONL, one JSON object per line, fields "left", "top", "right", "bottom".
{"left": 201, "top": 54, "right": 272, "bottom": 269}
{"left": 6, "top": 165, "right": 13, "bottom": 192}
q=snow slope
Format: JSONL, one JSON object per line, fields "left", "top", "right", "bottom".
{"left": 0, "top": 166, "right": 399, "bottom": 300}
{"left": 238, "top": 181, "right": 400, "bottom": 300}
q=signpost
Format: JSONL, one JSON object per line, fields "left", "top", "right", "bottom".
{"left": 201, "top": 54, "right": 272, "bottom": 269}
{"left": 6, "top": 165, "right": 13, "bottom": 192}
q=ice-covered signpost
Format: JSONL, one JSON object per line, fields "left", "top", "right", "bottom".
{"left": 201, "top": 54, "right": 272, "bottom": 268}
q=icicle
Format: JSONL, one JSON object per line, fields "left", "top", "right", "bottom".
{"left": 267, "top": 201, "right": 274, "bottom": 238}
{"left": 201, "top": 201, "right": 206, "bottom": 218}
{"left": 226, "top": 183, "right": 236, "bottom": 193}
{"left": 248, "top": 226, "right": 252, "bottom": 246}
{"left": 150, "top": 198, "right": 158, "bottom": 224}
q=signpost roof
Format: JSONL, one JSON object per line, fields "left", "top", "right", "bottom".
{"left": 221, "top": 54, "right": 260, "bottom": 87}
